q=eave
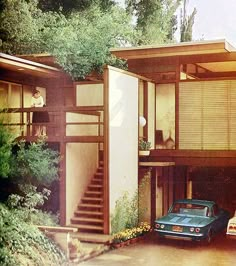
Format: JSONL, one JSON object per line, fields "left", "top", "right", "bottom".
{"left": 111, "top": 39, "right": 236, "bottom": 60}
{"left": 0, "top": 53, "right": 63, "bottom": 78}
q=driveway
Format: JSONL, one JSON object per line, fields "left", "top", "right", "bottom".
{"left": 79, "top": 232, "right": 236, "bottom": 266}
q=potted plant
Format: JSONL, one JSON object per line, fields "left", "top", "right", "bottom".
{"left": 139, "top": 139, "right": 151, "bottom": 156}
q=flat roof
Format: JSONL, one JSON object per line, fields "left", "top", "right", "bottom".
{"left": 0, "top": 53, "right": 62, "bottom": 78}
{"left": 111, "top": 39, "right": 236, "bottom": 60}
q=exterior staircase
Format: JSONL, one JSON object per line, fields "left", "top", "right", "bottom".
{"left": 70, "top": 161, "right": 104, "bottom": 233}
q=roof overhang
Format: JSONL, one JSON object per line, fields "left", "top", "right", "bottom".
{"left": 110, "top": 39, "right": 236, "bottom": 60}
{"left": 0, "top": 53, "right": 62, "bottom": 78}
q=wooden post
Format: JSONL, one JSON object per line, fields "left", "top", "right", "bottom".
{"left": 186, "top": 167, "right": 192, "bottom": 199}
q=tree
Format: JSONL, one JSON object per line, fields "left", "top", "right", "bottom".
{"left": 0, "top": 1, "right": 136, "bottom": 79}
{"left": 38, "top": 0, "right": 116, "bottom": 14}
{"left": 180, "top": 0, "right": 197, "bottom": 42}
{"left": 125, "top": 0, "right": 182, "bottom": 44}
{"left": 0, "top": 110, "right": 15, "bottom": 178}
{"left": 46, "top": 5, "right": 136, "bottom": 79}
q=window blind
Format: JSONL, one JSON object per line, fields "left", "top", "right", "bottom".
{"left": 179, "top": 80, "right": 236, "bottom": 150}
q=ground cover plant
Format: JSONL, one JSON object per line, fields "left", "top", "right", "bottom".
{"left": 0, "top": 203, "right": 66, "bottom": 266}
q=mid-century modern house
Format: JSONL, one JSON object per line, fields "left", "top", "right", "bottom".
{"left": 1, "top": 39, "right": 236, "bottom": 235}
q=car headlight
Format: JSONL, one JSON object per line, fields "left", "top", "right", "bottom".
{"left": 161, "top": 224, "right": 165, "bottom": 229}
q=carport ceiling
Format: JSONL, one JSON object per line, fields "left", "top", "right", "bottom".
{"left": 198, "top": 61, "right": 236, "bottom": 72}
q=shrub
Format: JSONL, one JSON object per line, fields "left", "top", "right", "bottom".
{"left": 111, "top": 175, "right": 150, "bottom": 234}
{"left": 6, "top": 184, "right": 59, "bottom": 225}
{"left": 10, "top": 139, "right": 60, "bottom": 186}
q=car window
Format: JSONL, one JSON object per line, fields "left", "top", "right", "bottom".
{"left": 170, "top": 203, "right": 208, "bottom": 217}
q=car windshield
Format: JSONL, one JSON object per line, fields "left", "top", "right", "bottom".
{"left": 170, "top": 203, "right": 209, "bottom": 217}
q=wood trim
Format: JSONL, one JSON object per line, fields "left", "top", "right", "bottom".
{"left": 59, "top": 110, "right": 66, "bottom": 225}
{"left": 74, "top": 81, "right": 104, "bottom": 85}
{"left": 59, "top": 141, "right": 66, "bottom": 225}
{"left": 64, "top": 136, "right": 103, "bottom": 143}
{"left": 143, "top": 81, "right": 148, "bottom": 140}
{"left": 150, "top": 149, "right": 236, "bottom": 157}
{"left": 151, "top": 167, "right": 157, "bottom": 224}
{"left": 175, "top": 59, "right": 180, "bottom": 149}
{"left": 66, "top": 122, "right": 103, "bottom": 125}
{"left": 6, "top": 106, "right": 104, "bottom": 113}
{"left": 179, "top": 52, "right": 236, "bottom": 64}
{"left": 103, "top": 67, "right": 109, "bottom": 234}
{"left": 104, "top": 65, "right": 153, "bottom": 82}
{"left": 0, "top": 52, "right": 62, "bottom": 71}
{"left": 111, "top": 40, "right": 230, "bottom": 59}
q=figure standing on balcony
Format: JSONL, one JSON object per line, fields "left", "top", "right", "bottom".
{"left": 31, "top": 89, "right": 49, "bottom": 136}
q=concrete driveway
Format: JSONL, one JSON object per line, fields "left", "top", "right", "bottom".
{"left": 79, "top": 232, "right": 236, "bottom": 266}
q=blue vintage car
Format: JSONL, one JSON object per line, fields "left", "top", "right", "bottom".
{"left": 154, "top": 199, "right": 230, "bottom": 243}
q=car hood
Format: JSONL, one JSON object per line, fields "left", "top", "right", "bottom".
{"left": 155, "top": 214, "right": 212, "bottom": 227}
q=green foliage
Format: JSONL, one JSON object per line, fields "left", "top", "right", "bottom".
{"left": 125, "top": 0, "right": 182, "bottom": 44}
{"left": 6, "top": 184, "right": 59, "bottom": 225}
{"left": 0, "top": 1, "right": 136, "bottom": 80}
{"left": 38, "top": 0, "right": 116, "bottom": 14}
{"left": 10, "top": 139, "right": 60, "bottom": 186}
{"left": 111, "top": 176, "right": 149, "bottom": 234}
{"left": 47, "top": 5, "right": 135, "bottom": 79}
{"left": 180, "top": 0, "right": 197, "bottom": 42}
{"left": 0, "top": 203, "right": 65, "bottom": 266}
{"left": 139, "top": 139, "right": 151, "bottom": 150}
{"left": 0, "top": 0, "right": 43, "bottom": 54}
{"left": 0, "top": 110, "right": 16, "bottom": 178}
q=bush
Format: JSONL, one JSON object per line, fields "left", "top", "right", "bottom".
{"left": 10, "top": 139, "right": 60, "bottom": 186}
{"left": 6, "top": 184, "right": 59, "bottom": 225}
{"left": 111, "top": 173, "right": 150, "bottom": 234}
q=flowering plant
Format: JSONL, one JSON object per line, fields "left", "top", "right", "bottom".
{"left": 112, "top": 222, "right": 151, "bottom": 244}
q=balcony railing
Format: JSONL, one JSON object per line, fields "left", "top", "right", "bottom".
{"left": 2, "top": 106, "right": 104, "bottom": 143}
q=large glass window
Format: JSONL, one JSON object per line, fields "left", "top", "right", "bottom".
{"left": 0, "top": 81, "right": 22, "bottom": 108}
{"left": 156, "top": 83, "right": 175, "bottom": 149}
{"left": 0, "top": 81, "right": 22, "bottom": 134}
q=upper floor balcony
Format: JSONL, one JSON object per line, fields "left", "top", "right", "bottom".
{"left": 2, "top": 106, "right": 104, "bottom": 144}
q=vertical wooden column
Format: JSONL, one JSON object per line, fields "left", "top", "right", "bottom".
{"left": 59, "top": 109, "right": 66, "bottom": 225}
{"left": 186, "top": 167, "right": 192, "bottom": 199}
{"left": 151, "top": 167, "right": 157, "bottom": 224}
{"left": 175, "top": 58, "right": 180, "bottom": 149}
{"left": 143, "top": 81, "right": 148, "bottom": 140}
{"left": 26, "top": 111, "right": 30, "bottom": 137}
{"left": 103, "top": 67, "right": 109, "bottom": 234}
